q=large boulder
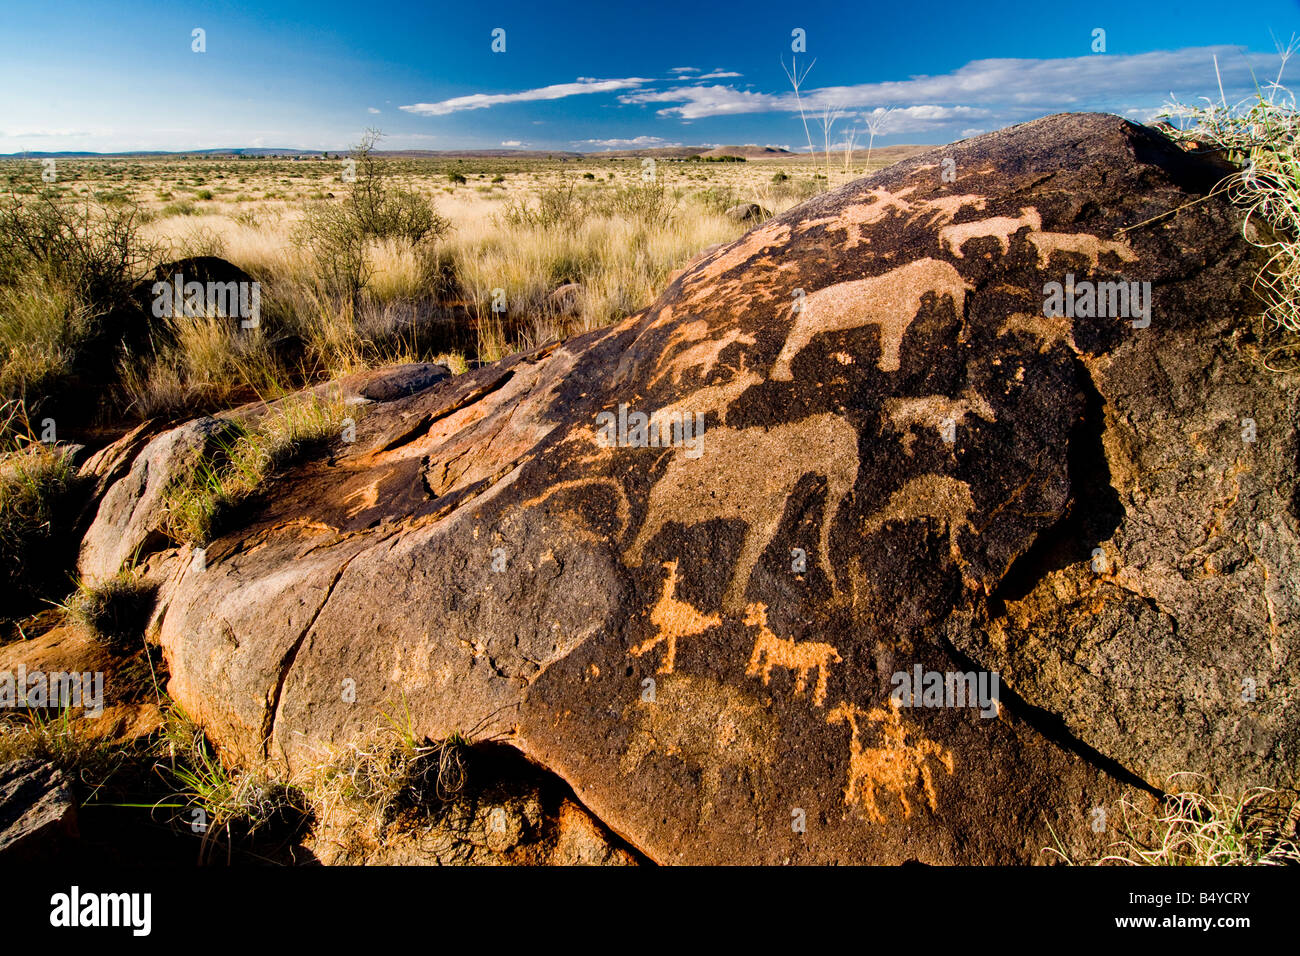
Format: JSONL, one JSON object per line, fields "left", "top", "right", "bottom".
{"left": 88, "top": 113, "right": 1298, "bottom": 864}
{"left": 76, "top": 363, "right": 451, "bottom": 584}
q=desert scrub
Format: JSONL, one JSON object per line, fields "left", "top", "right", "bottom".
{"left": 499, "top": 177, "right": 592, "bottom": 231}
{"left": 162, "top": 395, "right": 351, "bottom": 545}
{"left": 0, "top": 276, "right": 93, "bottom": 409}
{"left": 306, "top": 703, "right": 471, "bottom": 839}
{"left": 0, "top": 190, "right": 159, "bottom": 422}
{"left": 298, "top": 130, "right": 449, "bottom": 298}
{"left": 117, "top": 305, "right": 288, "bottom": 418}
{"left": 161, "top": 705, "right": 309, "bottom": 862}
{"left": 0, "top": 436, "right": 82, "bottom": 607}
{"left": 1161, "top": 39, "right": 1300, "bottom": 366}
{"left": 1047, "top": 774, "right": 1300, "bottom": 865}
{"left": 62, "top": 570, "right": 156, "bottom": 648}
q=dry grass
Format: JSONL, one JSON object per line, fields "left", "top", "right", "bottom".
{"left": 0, "top": 436, "right": 81, "bottom": 606}
{"left": 1161, "top": 37, "right": 1300, "bottom": 369}
{"left": 160, "top": 393, "right": 351, "bottom": 545}
{"left": 1047, "top": 774, "right": 1300, "bottom": 866}
{"left": 1, "top": 138, "right": 907, "bottom": 433}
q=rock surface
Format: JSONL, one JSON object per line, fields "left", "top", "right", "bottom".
{"left": 85, "top": 113, "right": 1299, "bottom": 864}
{"left": 725, "top": 202, "right": 771, "bottom": 223}
{"left": 0, "top": 759, "right": 78, "bottom": 859}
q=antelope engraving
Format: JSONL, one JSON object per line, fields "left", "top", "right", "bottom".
{"left": 826, "top": 700, "right": 954, "bottom": 824}
{"left": 938, "top": 207, "right": 1042, "bottom": 257}
{"left": 770, "top": 258, "right": 971, "bottom": 379}
{"left": 626, "top": 414, "right": 859, "bottom": 613}
{"left": 743, "top": 603, "right": 841, "bottom": 707}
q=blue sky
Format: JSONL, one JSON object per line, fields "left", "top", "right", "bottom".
{"left": 1, "top": 0, "right": 1298, "bottom": 153}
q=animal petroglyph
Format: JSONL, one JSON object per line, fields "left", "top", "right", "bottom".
{"left": 627, "top": 414, "right": 860, "bottom": 613}
{"left": 620, "top": 673, "right": 776, "bottom": 819}
{"left": 826, "top": 701, "right": 954, "bottom": 824}
{"left": 630, "top": 560, "right": 723, "bottom": 674}
{"left": 520, "top": 474, "right": 632, "bottom": 536}
{"left": 1027, "top": 230, "right": 1137, "bottom": 271}
{"left": 912, "top": 194, "right": 988, "bottom": 228}
{"left": 938, "top": 207, "right": 1042, "bottom": 257}
{"left": 862, "top": 473, "right": 976, "bottom": 564}
{"left": 743, "top": 603, "right": 841, "bottom": 707}
{"left": 771, "top": 258, "right": 972, "bottom": 380}
{"left": 649, "top": 324, "right": 757, "bottom": 390}
{"left": 998, "top": 311, "right": 1077, "bottom": 353}
{"left": 884, "top": 389, "right": 996, "bottom": 435}
{"left": 796, "top": 190, "right": 987, "bottom": 250}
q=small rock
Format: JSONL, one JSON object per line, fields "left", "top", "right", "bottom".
{"left": 548, "top": 283, "right": 583, "bottom": 316}
{"left": 724, "top": 203, "right": 770, "bottom": 223}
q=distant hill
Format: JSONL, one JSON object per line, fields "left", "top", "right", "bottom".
{"left": 0, "top": 144, "right": 928, "bottom": 161}
{"left": 699, "top": 145, "right": 793, "bottom": 158}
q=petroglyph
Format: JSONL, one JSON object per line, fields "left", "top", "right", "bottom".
{"left": 684, "top": 222, "right": 792, "bottom": 290}
{"left": 862, "top": 474, "right": 975, "bottom": 563}
{"left": 520, "top": 475, "right": 632, "bottom": 536}
{"left": 630, "top": 560, "right": 723, "bottom": 674}
{"left": 649, "top": 324, "right": 757, "bottom": 390}
{"left": 912, "top": 194, "right": 988, "bottom": 228}
{"left": 743, "top": 603, "right": 841, "bottom": 707}
{"left": 795, "top": 186, "right": 918, "bottom": 249}
{"left": 1028, "top": 230, "right": 1136, "bottom": 271}
{"left": 998, "top": 311, "right": 1077, "bottom": 353}
{"left": 771, "top": 258, "right": 972, "bottom": 380}
{"left": 884, "top": 389, "right": 996, "bottom": 435}
{"left": 627, "top": 414, "right": 860, "bottom": 613}
{"left": 939, "top": 208, "right": 1042, "bottom": 257}
{"left": 826, "top": 701, "right": 954, "bottom": 823}
{"left": 620, "top": 673, "right": 776, "bottom": 818}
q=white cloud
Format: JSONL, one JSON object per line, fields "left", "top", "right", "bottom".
{"left": 501, "top": 139, "right": 524, "bottom": 147}
{"left": 402, "top": 77, "right": 652, "bottom": 116}
{"left": 619, "top": 46, "right": 1277, "bottom": 121}
{"left": 697, "top": 70, "right": 742, "bottom": 79}
{"left": 669, "top": 67, "right": 700, "bottom": 74}
{"left": 576, "top": 135, "right": 682, "bottom": 149}
{"left": 368, "top": 107, "right": 381, "bottom": 114}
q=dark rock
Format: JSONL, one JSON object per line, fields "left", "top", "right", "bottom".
{"left": 0, "top": 759, "right": 78, "bottom": 860}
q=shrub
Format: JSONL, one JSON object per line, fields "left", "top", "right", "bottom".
{"left": 298, "top": 130, "right": 449, "bottom": 296}
{"left": 0, "top": 438, "right": 82, "bottom": 607}
{"left": 609, "top": 181, "right": 677, "bottom": 229}
{"left": 1161, "top": 42, "right": 1300, "bottom": 364}
{"left": 63, "top": 571, "right": 157, "bottom": 648}
{"left": 0, "top": 191, "right": 156, "bottom": 318}
{"left": 500, "top": 179, "right": 590, "bottom": 231}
